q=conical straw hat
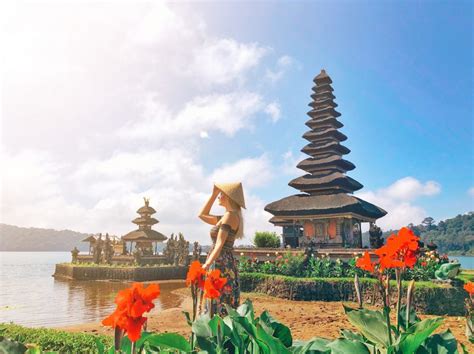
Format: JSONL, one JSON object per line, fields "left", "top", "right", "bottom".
{"left": 214, "top": 182, "right": 246, "bottom": 209}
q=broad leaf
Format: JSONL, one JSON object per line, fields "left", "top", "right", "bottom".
{"left": 326, "top": 338, "right": 371, "bottom": 354}
{"left": 398, "top": 317, "right": 443, "bottom": 354}
{"left": 344, "top": 306, "right": 390, "bottom": 348}
{"left": 259, "top": 310, "right": 293, "bottom": 347}
{"left": 196, "top": 336, "right": 217, "bottom": 354}
{"left": 398, "top": 304, "right": 421, "bottom": 332}
{"left": 145, "top": 333, "right": 191, "bottom": 352}
{"left": 192, "top": 314, "right": 213, "bottom": 338}
{"left": 291, "top": 337, "right": 331, "bottom": 354}
{"left": 340, "top": 329, "right": 366, "bottom": 342}
{"left": 237, "top": 299, "right": 255, "bottom": 321}
{"left": 0, "top": 337, "right": 27, "bottom": 354}
{"left": 255, "top": 323, "right": 291, "bottom": 354}
{"left": 416, "top": 329, "right": 459, "bottom": 354}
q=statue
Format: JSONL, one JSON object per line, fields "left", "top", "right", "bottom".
{"left": 93, "top": 234, "right": 103, "bottom": 264}
{"left": 164, "top": 234, "right": 176, "bottom": 264}
{"left": 133, "top": 247, "right": 143, "bottom": 265}
{"left": 176, "top": 233, "right": 189, "bottom": 265}
{"left": 435, "top": 262, "right": 461, "bottom": 281}
{"left": 192, "top": 241, "right": 201, "bottom": 261}
{"left": 71, "top": 247, "right": 79, "bottom": 263}
{"left": 104, "top": 233, "right": 114, "bottom": 264}
{"left": 369, "top": 223, "right": 384, "bottom": 249}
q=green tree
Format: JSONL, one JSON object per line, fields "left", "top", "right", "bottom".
{"left": 253, "top": 231, "right": 281, "bottom": 248}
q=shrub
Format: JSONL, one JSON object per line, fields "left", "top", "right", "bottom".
{"left": 0, "top": 323, "right": 112, "bottom": 352}
{"left": 253, "top": 231, "right": 281, "bottom": 248}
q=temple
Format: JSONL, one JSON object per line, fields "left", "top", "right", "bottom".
{"left": 122, "top": 198, "right": 167, "bottom": 255}
{"left": 265, "top": 70, "right": 387, "bottom": 248}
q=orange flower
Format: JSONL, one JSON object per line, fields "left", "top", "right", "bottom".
{"left": 102, "top": 282, "right": 160, "bottom": 342}
{"left": 203, "top": 269, "right": 227, "bottom": 299}
{"left": 356, "top": 251, "right": 375, "bottom": 273}
{"left": 464, "top": 282, "right": 474, "bottom": 295}
{"left": 374, "top": 227, "right": 419, "bottom": 271}
{"left": 186, "top": 261, "right": 206, "bottom": 289}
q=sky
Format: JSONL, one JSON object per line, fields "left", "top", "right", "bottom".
{"left": 1, "top": 1, "right": 473, "bottom": 244}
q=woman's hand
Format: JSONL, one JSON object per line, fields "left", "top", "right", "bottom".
{"left": 202, "top": 262, "right": 210, "bottom": 271}
{"left": 212, "top": 184, "right": 220, "bottom": 197}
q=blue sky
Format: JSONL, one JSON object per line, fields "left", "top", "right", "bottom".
{"left": 1, "top": 1, "right": 472, "bottom": 242}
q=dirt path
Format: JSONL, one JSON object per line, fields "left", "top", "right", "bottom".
{"left": 61, "top": 289, "right": 470, "bottom": 351}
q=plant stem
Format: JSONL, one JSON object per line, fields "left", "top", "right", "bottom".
{"left": 380, "top": 275, "right": 392, "bottom": 346}
{"left": 396, "top": 269, "right": 402, "bottom": 333}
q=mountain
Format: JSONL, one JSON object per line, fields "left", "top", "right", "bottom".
{"left": 0, "top": 224, "right": 90, "bottom": 251}
{"left": 363, "top": 212, "right": 474, "bottom": 256}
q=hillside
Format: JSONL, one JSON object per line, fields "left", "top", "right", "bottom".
{"left": 0, "top": 224, "right": 90, "bottom": 251}
{"left": 363, "top": 212, "right": 474, "bottom": 256}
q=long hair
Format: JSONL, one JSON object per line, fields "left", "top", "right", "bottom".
{"left": 228, "top": 198, "right": 244, "bottom": 239}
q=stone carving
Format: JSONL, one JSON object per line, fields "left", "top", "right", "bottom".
{"left": 192, "top": 241, "right": 202, "bottom": 261}
{"left": 435, "top": 262, "right": 461, "bottom": 281}
{"left": 104, "top": 233, "right": 114, "bottom": 264}
{"left": 92, "top": 234, "right": 103, "bottom": 264}
{"left": 369, "top": 223, "right": 384, "bottom": 249}
{"left": 163, "top": 232, "right": 190, "bottom": 265}
{"left": 71, "top": 247, "right": 79, "bottom": 263}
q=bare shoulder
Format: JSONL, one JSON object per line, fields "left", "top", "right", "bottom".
{"left": 221, "top": 211, "right": 239, "bottom": 228}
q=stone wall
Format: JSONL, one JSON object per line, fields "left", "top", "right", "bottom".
{"left": 54, "top": 264, "right": 187, "bottom": 281}
{"left": 240, "top": 272, "right": 467, "bottom": 316}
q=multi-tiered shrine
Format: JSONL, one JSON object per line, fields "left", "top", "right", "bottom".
{"left": 265, "top": 70, "right": 386, "bottom": 248}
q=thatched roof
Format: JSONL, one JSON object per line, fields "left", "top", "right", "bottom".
{"left": 265, "top": 194, "right": 387, "bottom": 220}
{"left": 297, "top": 156, "right": 355, "bottom": 173}
{"left": 307, "top": 107, "right": 341, "bottom": 119}
{"left": 289, "top": 173, "right": 363, "bottom": 193}
{"left": 132, "top": 217, "right": 159, "bottom": 225}
{"left": 137, "top": 205, "right": 156, "bottom": 214}
{"left": 314, "top": 69, "right": 332, "bottom": 84}
{"left": 81, "top": 235, "right": 97, "bottom": 242}
{"left": 305, "top": 117, "right": 343, "bottom": 129}
{"left": 122, "top": 229, "right": 167, "bottom": 242}
{"left": 301, "top": 142, "right": 350, "bottom": 156}
{"left": 303, "top": 128, "right": 347, "bottom": 142}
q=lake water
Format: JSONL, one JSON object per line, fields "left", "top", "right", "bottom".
{"left": 450, "top": 255, "right": 474, "bottom": 270}
{"left": 0, "top": 252, "right": 186, "bottom": 328}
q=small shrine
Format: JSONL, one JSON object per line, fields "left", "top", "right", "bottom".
{"left": 265, "top": 70, "right": 387, "bottom": 249}
{"left": 122, "top": 198, "right": 167, "bottom": 255}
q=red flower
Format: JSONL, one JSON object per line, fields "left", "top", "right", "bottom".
{"left": 421, "top": 261, "right": 427, "bottom": 267}
{"left": 374, "top": 227, "right": 419, "bottom": 271}
{"left": 102, "top": 283, "right": 160, "bottom": 342}
{"left": 203, "top": 269, "right": 227, "bottom": 299}
{"left": 186, "top": 261, "right": 206, "bottom": 290}
{"left": 356, "top": 251, "right": 375, "bottom": 273}
{"left": 464, "top": 282, "right": 474, "bottom": 295}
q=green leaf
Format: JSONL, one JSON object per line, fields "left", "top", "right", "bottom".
{"left": 415, "top": 329, "right": 459, "bottom": 354}
{"left": 340, "top": 329, "right": 366, "bottom": 342}
{"left": 255, "top": 323, "right": 291, "bottom": 354}
{"left": 259, "top": 310, "right": 293, "bottom": 347}
{"left": 398, "top": 317, "right": 443, "bottom": 354}
{"left": 192, "top": 314, "right": 213, "bottom": 338}
{"left": 290, "top": 337, "right": 331, "bottom": 354}
{"left": 145, "top": 333, "right": 191, "bottom": 352}
{"left": 196, "top": 336, "right": 217, "bottom": 354}
{"left": 237, "top": 299, "right": 255, "bottom": 321}
{"left": 95, "top": 337, "right": 105, "bottom": 354}
{"left": 182, "top": 311, "right": 193, "bottom": 326}
{"left": 326, "top": 338, "right": 371, "bottom": 354}
{"left": 344, "top": 306, "right": 390, "bottom": 348}
{"left": 398, "top": 304, "right": 421, "bottom": 332}
{"left": 0, "top": 337, "right": 27, "bottom": 354}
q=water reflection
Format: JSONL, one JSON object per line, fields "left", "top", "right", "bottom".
{"left": 0, "top": 252, "right": 185, "bottom": 327}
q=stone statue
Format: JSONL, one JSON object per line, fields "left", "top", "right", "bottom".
{"left": 176, "top": 233, "right": 189, "bottom": 265}
{"left": 192, "top": 241, "right": 201, "bottom": 261}
{"left": 133, "top": 247, "right": 143, "bottom": 265}
{"left": 435, "top": 262, "right": 461, "bottom": 281}
{"left": 71, "top": 247, "right": 79, "bottom": 263}
{"left": 369, "top": 223, "right": 384, "bottom": 249}
{"left": 93, "top": 235, "right": 103, "bottom": 264}
{"left": 104, "top": 233, "right": 114, "bottom": 264}
{"left": 164, "top": 234, "right": 176, "bottom": 264}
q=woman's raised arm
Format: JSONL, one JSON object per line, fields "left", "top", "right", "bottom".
{"left": 198, "top": 185, "right": 221, "bottom": 225}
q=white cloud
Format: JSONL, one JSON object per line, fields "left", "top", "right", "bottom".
{"left": 281, "top": 150, "right": 304, "bottom": 176}
{"left": 1, "top": 2, "right": 293, "bottom": 245}
{"left": 265, "top": 55, "right": 294, "bottom": 83}
{"left": 468, "top": 187, "right": 474, "bottom": 197}
{"left": 356, "top": 177, "right": 441, "bottom": 231}
{"left": 264, "top": 102, "right": 281, "bottom": 123}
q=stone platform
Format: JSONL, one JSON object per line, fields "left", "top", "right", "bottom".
{"left": 53, "top": 263, "right": 188, "bottom": 281}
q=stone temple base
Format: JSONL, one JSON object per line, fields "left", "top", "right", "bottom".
{"left": 53, "top": 263, "right": 188, "bottom": 281}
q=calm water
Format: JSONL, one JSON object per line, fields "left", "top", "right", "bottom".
{"left": 450, "top": 255, "right": 474, "bottom": 270}
{"left": 0, "top": 252, "right": 186, "bottom": 327}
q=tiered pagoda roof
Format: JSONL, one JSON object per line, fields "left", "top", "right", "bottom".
{"left": 122, "top": 198, "right": 167, "bottom": 241}
{"left": 265, "top": 70, "right": 387, "bottom": 222}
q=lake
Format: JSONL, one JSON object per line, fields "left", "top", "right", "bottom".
{"left": 450, "top": 255, "right": 474, "bottom": 270}
{"left": 0, "top": 252, "right": 186, "bottom": 328}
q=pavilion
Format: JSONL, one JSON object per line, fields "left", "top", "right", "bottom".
{"left": 122, "top": 198, "right": 167, "bottom": 255}
{"left": 265, "top": 70, "right": 386, "bottom": 248}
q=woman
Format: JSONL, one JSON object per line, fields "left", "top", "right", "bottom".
{"left": 198, "top": 182, "right": 245, "bottom": 313}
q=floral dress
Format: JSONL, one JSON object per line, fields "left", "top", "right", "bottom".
{"left": 206, "top": 218, "right": 240, "bottom": 315}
